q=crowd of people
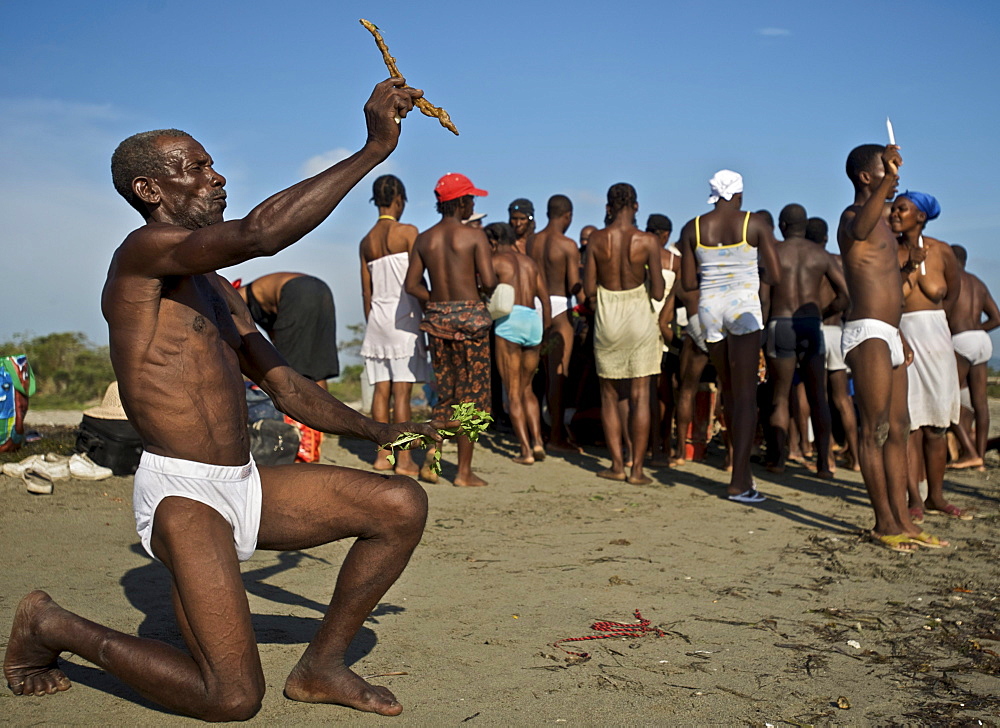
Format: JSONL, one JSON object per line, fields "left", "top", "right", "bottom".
{"left": 357, "top": 151, "right": 998, "bottom": 548}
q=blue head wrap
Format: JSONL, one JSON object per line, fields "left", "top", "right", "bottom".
{"left": 900, "top": 190, "right": 940, "bottom": 222}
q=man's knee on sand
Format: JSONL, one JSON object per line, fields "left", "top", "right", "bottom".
{"left": 204, "top": 682, "right": 265, "bottom": 723}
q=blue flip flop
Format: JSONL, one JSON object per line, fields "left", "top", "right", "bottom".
{"left": 728, "top": 488, "right": 766, "bottom": 504}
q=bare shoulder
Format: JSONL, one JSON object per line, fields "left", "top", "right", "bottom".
{"left": 836, "top": 206, "right": 859, "bottom": 245}
{"left": 517, "top": 250, "right": 540, "bottom": 272}
{"left": 555, "top": 232, "right": 579, "bottom": 256}
{"left": 395, "top": 222, "right": 419, "bottom": 240}
{"left": 636, "top": 230, "right": 659, "bottom": 249}
{"left": 925, "top": 235, "right": 952, "bottom": 253}
{"left": 115, "top": 223, "right": 188, "bottom": 273}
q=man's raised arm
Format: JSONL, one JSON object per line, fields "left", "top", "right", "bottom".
{"left": 125, "top": 79, "right": 422, "bottom": 278}
{"left": 845, "top": 145, "right": 901, "bottom": 243}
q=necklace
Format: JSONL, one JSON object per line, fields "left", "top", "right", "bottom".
{"left": 378, "top": 215, "right": 396, "bottom": 221}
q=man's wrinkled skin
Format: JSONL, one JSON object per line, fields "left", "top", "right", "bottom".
{"left": 5, "top": 78, "right": 445, "bottom": 721}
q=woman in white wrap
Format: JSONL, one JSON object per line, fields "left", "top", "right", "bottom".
{"left": 891, "top": 191, "right": 971, "bottom": 520}
{"left": 359, "top": 175, "right": 430, "bottom": 475}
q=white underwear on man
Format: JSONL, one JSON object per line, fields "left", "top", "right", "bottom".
{"left": 952, "top": 329, "right": 993, "bottom": 366}
{"left": 133, "top": 451, "right": 262, "bottom": 562}
{"left": 822, "top": 323, "right": 847, "bottom": 372}
{"left": 841, "top": 318, "right": 904, "bottom": 368}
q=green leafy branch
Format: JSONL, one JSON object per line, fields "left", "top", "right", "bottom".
{"left": 380, "top": 402, "right": 493, "bottom": 474}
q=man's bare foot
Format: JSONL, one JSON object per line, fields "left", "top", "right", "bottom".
{"left": 453, "top": 473, "right": 488, "bottom": 487}
{"left": 5, "top": 591, "right": 72, "bottom": 697}
{"left": 394, "top": 467, "right": 419, "bottom": 477}
{"left": 418, "top": 464, "right": 438, "bottom": 484}
{"left": 948, "top": 456, "right": 984, "bottom": 470}
{"left": 285, "top": 662, "right": 402, "bottom": 716}
{"left": 815, "top": 469, "right": 835, "bottom": 481}
{"left": 512, "top": 455, "right": 535, "bottom": 466}
{"left": 627, "top": 474, "right": 653, "bottom": 485}
{"left": 766, "top": 464, "right": 785, "bottom": 474}
{"left": 669, "top": 456, "right": 688, "bottom": 467}
{"left": 596, "top": 469, "right": 626, "bottom": 481}
{"left": 532, "top": 446, "right": 546, "bottom": 462}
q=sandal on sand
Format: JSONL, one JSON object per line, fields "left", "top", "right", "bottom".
{"left": 909, "top": 507, "right": 925, "bottom": 525}
{"left": 908, "top": 532, "right": 949, "bottom": 549}
{"left": 869, "top": 532, "right": 916, "bottom": 553}
{"left": 925, "top": 504, "right": 973, "bottom": 520}
{"left": 727, "top": 488, "right": 766, "bottom": 504}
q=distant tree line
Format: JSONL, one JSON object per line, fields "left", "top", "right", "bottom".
{"left": 1, "top": 332, "right": 114, "bottom": 408}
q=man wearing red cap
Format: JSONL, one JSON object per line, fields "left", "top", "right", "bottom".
{"left": 405, "top": 174, "right": 497, "bottom": 486}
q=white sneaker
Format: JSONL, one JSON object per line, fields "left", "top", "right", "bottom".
{"left": 4, "top": 455, "right": 44, "bottom": 477}
{"left": 3, "top": 453, "right": 69, "bottom": 478}
{"left": 23, "top": 468, "right": 54, "bottom": 495}
{"left": 69, "top": 453, "right": 113, "bottom": 481}
{"left": 30, "top": 457, "right": 71, "bottom": 480}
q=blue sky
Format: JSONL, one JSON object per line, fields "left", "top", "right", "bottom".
{"left": 3, "top": 0, "right": 999, "bottom": 353}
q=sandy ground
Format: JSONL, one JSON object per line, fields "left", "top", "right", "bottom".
{"left": 2, "top": 413, "right": 999, "bottom": 726}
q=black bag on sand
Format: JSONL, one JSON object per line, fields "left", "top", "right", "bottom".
{"left": 75, "top": 414, "right": 144, "bottom": 476}
{"left": 248, "top": 419, "right": 299, "bottom": 466}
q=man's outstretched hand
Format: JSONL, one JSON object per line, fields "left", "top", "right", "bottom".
{"left": 373, "top": 420, "right": 442, "bottom": 449}
{"left": 364, "top": 77, "right": 423, "bottom": 154}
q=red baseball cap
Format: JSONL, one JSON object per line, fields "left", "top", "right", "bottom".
{"left": 434, "top": 173, "right": 488, "bottom": 202}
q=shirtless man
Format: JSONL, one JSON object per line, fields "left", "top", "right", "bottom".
{"left": 359, "top": 174, "right": 427, "bottom": 476}
{"left": 4, "top": 79, "right": 440, "bottom": 719}
{"left": 235, "top": 272, "right": 339, "bottom": 388}
{"left": 584, "top": 183, "right": 664, "bottom": 484}
{"left": 508, "top": 198, "right": 535, "bottom": 255}
{"left": 487, "top": 222, "right": 551, "bottom": 464}
{"left": 948, "top": 245, "right": 1000, "bottom": 470}
{"left": 528, "top": 194, "right": 583, "bottom": 453}
{"left": 405, "top": 174, "right": 497, "bottom": 487}
{"left": 765, "top": 204, "right": 848, "bottom": 478}
{"left": 891, "top": 191, "right": 967, "bottom": 520}
{"left": 838, "top": 144, "right": 946, "bottom": 551}
{"left": 808, "top": 217, "right": 860, "bottom": 472}
{"left": 679, "top": 171, "right": 780, "bottom": 501}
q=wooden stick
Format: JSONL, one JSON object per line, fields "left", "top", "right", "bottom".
{"left": 360, "top": 19, "right": 459, "bottom": 135}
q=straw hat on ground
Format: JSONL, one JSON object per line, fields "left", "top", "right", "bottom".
{"left": 83, "top": 381, "right": 129, "bottom": 421}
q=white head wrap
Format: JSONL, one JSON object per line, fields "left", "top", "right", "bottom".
{"left": 707, "top": 170, "right": 744, "bottom": 204}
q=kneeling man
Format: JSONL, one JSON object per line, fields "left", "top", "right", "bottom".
{"left": 4, "top": 79, "right": 437, "bottom": 720}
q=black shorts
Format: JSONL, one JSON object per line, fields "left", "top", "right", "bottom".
{"left": 765, "top": 316, "right": 825, "bottom": 361}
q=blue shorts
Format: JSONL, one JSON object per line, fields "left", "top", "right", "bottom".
{"left": 494, "top": 305, "right": 543, "bottom": 347}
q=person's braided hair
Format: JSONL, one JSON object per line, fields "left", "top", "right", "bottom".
{"left": 605, "top": 182, "right": 637, "bottom": 225}
{"left": 371, "top": 174, "right": 407, "bottom": 207}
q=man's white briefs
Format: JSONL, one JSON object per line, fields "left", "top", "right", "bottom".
{"left": 841, "top": 318, "right": 904, "bottom": 368}
{"left": 133, "top": 451, "right": 262, "bottom": 562}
